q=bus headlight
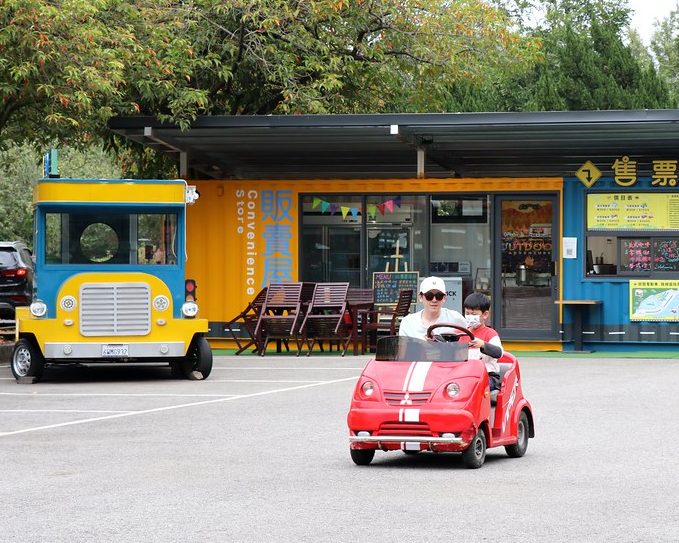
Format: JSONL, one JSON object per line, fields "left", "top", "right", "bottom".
{"left": 30, "top": 300, "right": 48, "bottom": 317}
{"left": 181, "top": 301, "right": 198, "bottom": 318}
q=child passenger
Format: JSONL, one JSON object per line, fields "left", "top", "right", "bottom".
{"left": 463, "top": 292, "right": 503, "bottom": 391}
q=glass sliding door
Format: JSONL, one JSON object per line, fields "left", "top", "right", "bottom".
{"left": 494, "top": 196, "right": 559, "bottom": 339}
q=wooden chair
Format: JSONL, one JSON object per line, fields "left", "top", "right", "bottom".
{"left": 297, "top": 282, "right": 351, "bottom": 356}
{"left": 360, "top": 289, "right": 414, "bottom": 353}
{"left": 254, "top": 282, "right": 315, "bottom": 356}
{"left": 223, "top": 287, "right": 267, "bottom": 355}
{"left": 345, "top": 288, "right": 375, "bottom": 355}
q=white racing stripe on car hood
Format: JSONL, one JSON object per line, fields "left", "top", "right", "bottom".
{"left": 406, "top": 361, "right": 432, "bottom": 392}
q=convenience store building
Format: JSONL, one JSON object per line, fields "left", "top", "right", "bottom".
{"left": 109, "top": 110, "right": 679, "bottom": 352}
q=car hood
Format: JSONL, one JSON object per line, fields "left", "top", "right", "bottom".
{"left": 365, "top": 359, "right": 484, "bottom": 393}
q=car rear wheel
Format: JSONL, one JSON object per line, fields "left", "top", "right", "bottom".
{"left": 461, "top": 428, "right": 486, "bottom": 469}
{"left": 505, "top": 411, "right": 529, "bottom": 458}
{"left": 350, "top": 448, "right": 375, "bottom": 466}
{"left": 11, "top": 339, "right": 45, "bottom": 381}
{"left": 180, "top": 336, "right": 213, "bottom": 379}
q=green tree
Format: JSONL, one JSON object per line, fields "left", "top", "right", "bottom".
{"left": 1, "top": 1, "right": 542, "bottom": 146}
{"left": 446, "top": 0, "right": 675, "bottom": 112}
{"left": 650, "top": 3, "right": 679, "bottom": 100}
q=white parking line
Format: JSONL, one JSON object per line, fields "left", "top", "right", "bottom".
{"left": 2, "top": 409, "right": 132, "bottom": 414}
{"left": 0, "top": 392, "right": 238, "bottom": 398}
{"left": 0, "top": 375, "right": 359, "bottom": 437}
{"left": 213, "top": 367, "right": 366, "bottom": 370}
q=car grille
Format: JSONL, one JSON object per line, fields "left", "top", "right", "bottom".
{"left": 384, "top": 391, "right": 431, "bottom": 405}
{"left": 377, "top": 422, "right": 432, "bottom": 436}
{"left": 80, "top": 283, "right": 151, "bottom": 336}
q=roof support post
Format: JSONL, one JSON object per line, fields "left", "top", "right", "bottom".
{"left": 179, "top": 151, "right": 188, "bottom": 178}
{"left": 417, "top": 146, "right": 426, "bottom": 179}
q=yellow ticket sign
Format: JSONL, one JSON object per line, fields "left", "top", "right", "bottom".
{"left": 576, "top": 161, "right": 601, "bottom": 187}
{"left": 587, "top": 193, "right": 679, "bottom": 231}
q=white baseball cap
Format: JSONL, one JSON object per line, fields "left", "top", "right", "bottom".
{"left": 420, "top": 276, "right": 446, "bottom": 294}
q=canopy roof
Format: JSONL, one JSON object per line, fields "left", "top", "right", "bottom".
{"left": 108, "top": 110, "right": 679, "bottom": 180}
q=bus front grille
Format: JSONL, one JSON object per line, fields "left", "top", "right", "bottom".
{"left": 79, "top": 283, "right": 151, "bottom": 336}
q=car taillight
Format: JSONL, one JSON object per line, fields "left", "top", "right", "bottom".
{"left": 1, "top": 268, "right": 27, "bottom": 277}
{"left": 10, "top": 295, "right": 27, "bottom": 302}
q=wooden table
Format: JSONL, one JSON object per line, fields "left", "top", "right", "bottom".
{"left": 346, "top": 300, "right": 374, "bottom": 356}
{"left": 554, "top": 300, "right": 602, "bottom": 353}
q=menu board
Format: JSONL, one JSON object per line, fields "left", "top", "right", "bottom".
{"left": 587, "top": 193, "right": 679, "bottom": 231}
{"left": 653, "top": 239, "right": 679, "bottom": 271}
{"left": 372, "top": 271, "right": 419, "bottom": 305}
{"left": 620, "top": 239, "right": 651, "bottom": 271}
{"left": 621, "top": 238, "right": 679, "bottom": 272}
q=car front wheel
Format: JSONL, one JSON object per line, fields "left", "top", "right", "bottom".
{"left": 11, "top": 339, "right": 45, "bottom": 381}
{"left": 350, "top": 448, "right": 375, "bottom": 466}
{"left": 461, "top": 428, "right": 486, "bottom": 469}
{"left": 505, "top": 411, "right": 529, "bottom": 458}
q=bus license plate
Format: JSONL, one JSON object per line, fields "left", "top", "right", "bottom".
{"left": 102, "top": 344, "right": 129, "bottom": 357}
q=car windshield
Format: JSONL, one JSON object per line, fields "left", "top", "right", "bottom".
{"left": 375, "top": 336, "right": 469, "bottom": 362}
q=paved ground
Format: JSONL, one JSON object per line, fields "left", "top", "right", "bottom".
{"left": 1, "top": 353, "right": 678, "bottom": 543}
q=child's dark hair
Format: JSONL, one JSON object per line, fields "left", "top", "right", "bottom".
{"left": 464, "top": 292, "right": 490, "bottom": 312}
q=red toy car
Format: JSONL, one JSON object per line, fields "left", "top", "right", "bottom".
{"left": 347, "top": 324, "right": 534, "bottom": 468}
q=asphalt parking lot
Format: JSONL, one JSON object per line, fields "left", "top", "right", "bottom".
{"left": 2, "top": 352, "right": 678, "bottom": 543}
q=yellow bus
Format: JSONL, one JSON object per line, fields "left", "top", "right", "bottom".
{"left": 11, "top": 178, "right": 212, "bottom": 381}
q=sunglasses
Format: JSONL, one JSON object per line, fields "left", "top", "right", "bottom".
{"left": 422, "top": 291, "right": 445, "bottom": 301}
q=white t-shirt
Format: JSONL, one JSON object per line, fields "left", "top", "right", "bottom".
{"left": 398, "top": 307, "right": 467, "bottom": 339}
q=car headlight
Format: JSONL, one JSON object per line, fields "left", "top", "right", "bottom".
{"left": 181, "top": 301, "right": 198, "bottom": 318}
{"left": 361, "top": 380, "right": 375, "bottom": 397}
{"left": 30, "top": 300, "right": 48, "bottom": 317}
{"left": 445, "top": 382, "right": 461, "bottom": 398}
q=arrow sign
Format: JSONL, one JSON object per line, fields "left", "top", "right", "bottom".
{"left": 576, "top": 160, "right": 601, "bottom": 187}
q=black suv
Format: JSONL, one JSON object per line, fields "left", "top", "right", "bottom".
{"left": 0, "top": 241, "right": 35, "bottom": 319}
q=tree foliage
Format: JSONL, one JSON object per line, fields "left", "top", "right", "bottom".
{"left": 0, "top": 0, "right": 542, "bottom": 148}
{"left": 650, "top": 3, "right": 679, "bottom": 101}
{"left": 446, "top": 0, "right": 675, "bottom": 112}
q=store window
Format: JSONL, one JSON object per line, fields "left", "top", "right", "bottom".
{"left": 299, "top": 194, "right": 427, "bottom": 287}
{"left": 430, "top": 195, "right": 491, "bottom": 306}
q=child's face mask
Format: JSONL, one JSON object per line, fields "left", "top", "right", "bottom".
{"left": 465, "top": 314, "right": 481, "bottom": 329}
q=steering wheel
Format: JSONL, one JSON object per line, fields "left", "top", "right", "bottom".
{"left": 426, "top": 323, "right": 475, "bottom": 343}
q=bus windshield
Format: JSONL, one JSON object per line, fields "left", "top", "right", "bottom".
{"left": 44, "top": 211, "right": 179, "bottom": 265}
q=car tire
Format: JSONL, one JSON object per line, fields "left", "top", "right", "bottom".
{"left": 505, "top": 411, "right": 529, "bottom": 458}
{"left": 11, "top": 339, "right": 45, "bottom": 381}
{"left": 350, "top": 448, "right": 375, "bottom": 466}
{"left": 461, "top": 428, "right": 486, "bottom": 469}
{"left": 181, "top": 336, "right": 213, "bottom": 379}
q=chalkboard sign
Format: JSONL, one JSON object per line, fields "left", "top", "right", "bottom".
{"left": 653, "top": 239, "right": 679, "bottom": 271}
{"left": 372, "top": 271, "right": 419, "bottom": 305}
{"left": 620, "top": 239, "right": 651, "bottom": 272}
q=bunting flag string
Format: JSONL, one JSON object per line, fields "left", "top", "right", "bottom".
{"left": 310, "top": 196, "right": 401, "bottom": 219}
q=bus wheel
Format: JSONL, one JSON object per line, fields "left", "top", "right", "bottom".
{"left": 12, "top": 339, "right": 45, "bottom": 381}
{"left": 182, "top": 337, "right": 213, "bottom": 379}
